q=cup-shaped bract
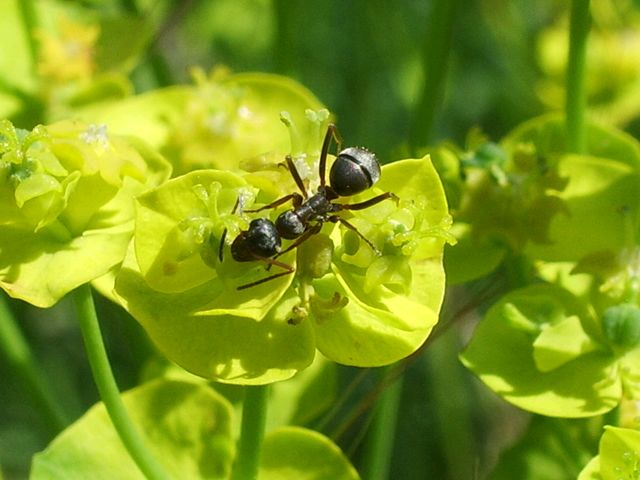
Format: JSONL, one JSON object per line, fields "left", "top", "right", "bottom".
{"left": 0, "top": 119, "right": 171, "bottom": 307}
{"left": 115, "top": 149, "right": 452, "bottom": 384}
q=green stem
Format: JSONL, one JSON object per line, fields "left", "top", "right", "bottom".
{"left": 72, "top": 284, "right": 170, "bottom": 480}
{"left": 272, "top": 0, "right": 298, "bottom": 75}
{"left": 423, "top": 328, "right": 476, "bottom": 479}
{"left": 0, "top": 294, "right": 70, "bottom": 434}
{"left": 16, "top": 0, "right": 40, "bottom": 69}
{"left": 548, "top": 419, "right": 592, "bottom": 472}
{"left": 410, "top": 0, "right": 459, "bottom": 150}
{"left": 361, "top": 366, "right": 403, "bottom": 480}
{"left": 231, "top": 385, "right": 269, "bottom": 480}
{"left": 566, "top": 0, "right": 591, "bottom": 154}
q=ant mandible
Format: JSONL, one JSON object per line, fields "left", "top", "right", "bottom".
{"left": 220, "top": 123, "right": 398, "bottom": 290}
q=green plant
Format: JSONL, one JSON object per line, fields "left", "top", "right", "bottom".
{"left": 2, "top": 1, "right": 640, "bottom": 479}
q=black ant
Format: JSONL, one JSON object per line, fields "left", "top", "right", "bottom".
{"left": 219, "top": 124, "right": 397, "bottom": 290}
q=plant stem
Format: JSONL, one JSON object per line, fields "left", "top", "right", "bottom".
{"left": 16, "top": 0, "right": 39, "bottom": 69}
{"left": 410, "top": 0, "right": 459, "bottom": 151}
{"left": 566, "top": 0, "right": 591, "bottom": 154}
{"left": 424, "top": 328, "right": 475, "bottom": 480}
{"left": 0, "top": 294, "right": 70, "bottom": 434}
{"left": 272, "top": 0, "right": 298, "bottom": 75}
{"left": 72, "top": 284, "right": 170, "bottom": 480}
{"left": 361, "top": 366, "right": 403, "bottom": 480}
{"left": 231, "top": 385, "right": 269, "bottom": 480}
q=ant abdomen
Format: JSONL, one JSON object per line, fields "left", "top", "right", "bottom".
{"left": 329, "top": 147, "right": 381, "bottom": 197}
{"left": 231, "top": 218, "right": 281, "bottom": 262}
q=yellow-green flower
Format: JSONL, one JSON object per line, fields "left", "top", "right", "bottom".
{"left": 36, "top": 16, "right": 99, "bottom": 83}
{"left": 0, "top": 119, "right": 171, "bottom": 307}
{"left": 114, "top": 112, "right": 452, "bottom": 384}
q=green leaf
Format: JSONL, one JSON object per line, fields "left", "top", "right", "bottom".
{"left": 490, "top": 416, "right": 593, "bottom": 480}
{"left": 443, "top": 223, "right": 506, "bottom": 285}
{"left": 525, "top": 154, "right": 640, "bottom": 262}
{"left": 501, "top": 115, "right": 640, "bottom": 262}
{"left": 116, "top": 142, "right": 450, "bottom": 377}
{"left": 502, "top": 114, "right": 640, "bottom": 171}
{"left": 259, "top": 426, "right": 360, "bottom": 480}
{"left": 315, "top": 156, "right": 450, "bottom": 366}
{"left": 94, "top": 15, "right": 153, "bottom": 73}
{"left": 461, "top": 284, "right": 620, "bottom": 417}
{"left": 599, "top": 426, "right": 640, "bottom": 480}
{"left": 115, "top": 241, "right": 316, "bottom": 384}
{"left": 0, "top": 0, "right": 38, "bottom": 118}
{"left": 74, "top": 72, "right": 325, "bottom": 174}
{"left": 0, "top": 121, "right": 171, "bottom": 307}
{"left": 30, "top": 380, "right": 235, "bottom": 480}
{"left": 533, "top": 314, "right": 600, "bottom": 372}
{"left": 72, "top": 86, "right": 193, "bottom": 148}
{"left": 577, "top": 457, "right": 601, "bottom": 480}
{"left": 133, "top": 170, "right": 248, "bottom": 293}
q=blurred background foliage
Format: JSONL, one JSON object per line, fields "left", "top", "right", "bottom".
{"left": 3, "top": 0, "right": 640, "bottom": 478}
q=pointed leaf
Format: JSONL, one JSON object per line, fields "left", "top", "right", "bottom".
{"left": 316, "top": 156, "right": 450, "bottom": 366}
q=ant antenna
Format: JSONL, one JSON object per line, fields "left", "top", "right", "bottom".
{"left": 218, "top": 196, "right": 241, "bottom": 262}
{"left": 319, "top": 123, "right": 343, "bottom": 188}
{"left": 285, "top": 155, "right": 309, "bottom": 199}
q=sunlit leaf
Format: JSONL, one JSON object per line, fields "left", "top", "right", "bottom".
{"left": 461, "top": 284, "right": 621, "bottom": 417}
{"left": 259, "top": 427, "right": 360, "bottom": 480}
{"left": 31, "top": 380, "right": 235, "bottom": 480}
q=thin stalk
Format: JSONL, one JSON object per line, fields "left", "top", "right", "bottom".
{"left": 0, "top": 294, "right": 70, "bottom": 434}
{"left": 565, "top": 0, "right": 591, "bottom": 154}
{"left": 410, "top": 0, "right": 459, "bottom": 150}
{"left": 424, "top": 328, "right": 476, "bottom": 480}
{"left": 72, "top": 284, "right": 170, "bottom": 480}
{"left": 16, "top": 0, "right": 39, "bottom": 68}
{"left": 360, "top": 366, "right": 403, "bottom": 480}
{"left": 272, "top": 0, "right": 297, "bottom": 74}
{"left": 548, "top": 418, "right": 592, "bottom": 473}
{"left": 231, "top": 385, "right": 269, "bottom": 480}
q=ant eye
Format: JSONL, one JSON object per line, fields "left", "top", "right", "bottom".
{"left": 330, "top": 147, "right": 381, "bottom": 196}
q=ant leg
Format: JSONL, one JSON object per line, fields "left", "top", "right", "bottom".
{"left": 273, "top": 223, "right": 322, "bottom": 259}
{"left": 244, "top": 192, "right": 303, "bottom": 213}
{"left": 340, "top": 192, "right": 398, "bottom": 211}
{"left": 218, "top": 228, "right": 228, "bottom": 262}
{"left": 319, "top": 123, "right": 343, "bottom": 188}
{"left": 330, "top": 216, "right": 382, "bottom": 256}
{"left": 237, "top": 256, "right": 295, "bottom": 290}
{"left": 284, "top": 155, "right": 309, "bottom": 199}
{"left": 219, "top": 197, "right": 242, "bottom": 261}
{"left": 262, "top": 223, "right": 321, "bottom": 273}
{"left": 246, "top": 153, "right": 309, "bottom": 213}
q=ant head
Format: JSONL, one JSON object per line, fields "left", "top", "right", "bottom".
{"left": 329, "top": 147, "right": 381, "bottom": 197}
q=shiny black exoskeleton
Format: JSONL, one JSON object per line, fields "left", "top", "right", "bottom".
{"left": 218, "top": 210, "right": 294, "bottom": 291}
{"left": 329, "top": 146, "right": 381, "bottom": 196}
{"left": 221, "top": 123, "right": 397, "bottom": 290}
{"left": 273, "top": 146, "right": 382, "bottom": 241}
{"left": 230, "top": 218, "right": 280, "bottom": 261}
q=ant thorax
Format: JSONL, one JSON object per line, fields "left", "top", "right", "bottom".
{"left": 220, "top": 123, "right": 396, "bottom": 290}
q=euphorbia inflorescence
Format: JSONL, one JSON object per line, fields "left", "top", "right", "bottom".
{"left": 114, "top": 110, "right": 453, "bottom": 384}
{"left": 0, "top": 119, "right": 171, "bottom": 307}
